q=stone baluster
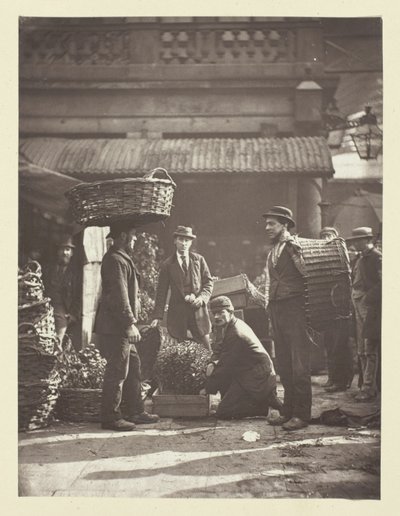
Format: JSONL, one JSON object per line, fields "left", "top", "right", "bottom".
{"left": 160, "top": 31, "right": 174, "bottom": 63}
{"left": 237, "top": 30, "right": 250, "bottom": 61}
{"left": 176, "top": 31, "right": 189, "bottom": 63}
{"left": 253, "top": 30, "right": 266, "bottom": 63}
{"left": 221, "top": 30, "right": 235, "bottom": 63}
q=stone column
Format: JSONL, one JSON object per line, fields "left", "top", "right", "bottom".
{"left": 297, "top": 178, "right": 322, "bottom": 238}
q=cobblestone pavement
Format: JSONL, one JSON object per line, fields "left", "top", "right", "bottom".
{"left": 18, "top": 375, "right": 380, "bottom": 498}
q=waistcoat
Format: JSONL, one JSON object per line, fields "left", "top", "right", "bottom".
{"left": 268, "top": 245, "right": 304, "bottom": 301}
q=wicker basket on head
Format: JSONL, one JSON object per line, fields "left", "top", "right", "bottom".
{"left": 65, "top": 167, "right": 176, "bottom": 227}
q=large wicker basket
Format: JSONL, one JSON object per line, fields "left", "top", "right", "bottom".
{"left": 55, "top": 387, "right": 102, "bottom": 422}
{"left": 299, "top": 237, "right": 352, "bottom": 332}
{"left": 65, "top": 167, "right": 176, "bottom": 227}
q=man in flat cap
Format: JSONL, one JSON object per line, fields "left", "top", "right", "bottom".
{"left": 263, "top": 206, "right": 310, "bottom": 431}
{"left": 346, "top": 227, "right": 382, "bottom": 401}
{"left": 94, "top": 221, "right": 159, "bottom": 431}
{"left": 151, "top": 226, "right": 213, "bottom": 351}
{"left": 43, "top": 235, "right": 81, "bottom": 350}
{"left": 319, "top": 227, "right": 354, "bottom": 393}
{"left": 204, "top": 296, "right": 282, "bottom": 419}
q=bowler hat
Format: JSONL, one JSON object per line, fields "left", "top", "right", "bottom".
{"left": 106, "top": 221, "right": 138, "bottom": 239}
{"left": 263, "top": 206, "right": 295, "bottom": 228}
{"left": 57, "top": 235, "right": 75, "bottom": 249}
{"left": 320, "top": 226, "right": 339, "bottom": 238}
{"left": 346, "top": 226, "right": 374, "bottom": 241}
{"left": 210, "top": 296, "right": 234, "bottom": 312}
{"left": 173, "top": 226, "right": 196, "bottom": 239}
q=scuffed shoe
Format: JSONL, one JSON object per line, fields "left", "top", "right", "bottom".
{"left": 282, "top": 417, "right": 308, "bottom": 431}
{"left": 128, "top": 412, "right": 160, "bottom": 424}
{"left": 267, "top": 414, "right": 291, "bottom": 426}
{"left": 101, "top": 419, "right": 136, "bottom": 431}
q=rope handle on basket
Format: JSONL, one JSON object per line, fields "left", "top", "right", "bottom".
{"left": 143, "top": 167, "right": 176, "bottom": 185}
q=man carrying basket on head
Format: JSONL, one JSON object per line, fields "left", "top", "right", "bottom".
{"left": 94, "top": 221, "right": 159, "bottom": 431}
{"left": 151, "top": 226, "right": 213, "bottom": 351}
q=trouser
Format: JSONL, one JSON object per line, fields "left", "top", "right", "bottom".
{"left": 216, "top": 380, "right": 270, "bottom": 419}
{"left": 98, "top": 334, "right": 144, "bottom": 423}
{"left": 352, "top": 296, "right": 378, "bottom": 394}
{"left": 269, "top": 296, "right": 312, "bottom": 421}
{"left": 324, "top": 320, "right": 354, "bottom": 387}
{"left": 359, "top": 338, "right": 379, "bottom": 395}
{"left": 170, "top": 304, "right": 211, "bottom": 351}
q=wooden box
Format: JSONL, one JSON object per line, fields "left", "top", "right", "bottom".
{"left": 152, "top": 389, "right": 211, "bottom": 418}
{"left": 212, "top": 275, "right": 258, "bottom": 309}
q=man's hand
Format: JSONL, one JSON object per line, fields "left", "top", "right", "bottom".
{"left": 191, "top": 297, "right": 203, "bottom": 309}
{"left": 206, "top": 363, "right": 215, "bottom": 377}
{"left": 150, "top": 319, "right": 160, "bottom": 328}
{"left": 126, "top": 324, "right": 141, "bottom": 343}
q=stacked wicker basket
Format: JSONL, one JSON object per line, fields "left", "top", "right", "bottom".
{"left": 298, "top": 237, "right": 352, "bottom": 332}
{"left": 18, "top": 261, "right": 60, "bottom": 431}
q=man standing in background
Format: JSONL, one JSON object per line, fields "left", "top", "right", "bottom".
{"left": 151, "top": 226, "right": 213, "bottom": 351}
{"left": 346, "top": 227, "right": 382, "bottom": 401}
{"left": 43, "top": 235, "right": 81, "bottom": 350}
{"left": 319, "top": 227, "right": 354, "bottom": 392}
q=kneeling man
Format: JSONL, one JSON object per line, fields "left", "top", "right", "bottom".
{"left": 205, "top": 296, "right": 282, "bottom": 419}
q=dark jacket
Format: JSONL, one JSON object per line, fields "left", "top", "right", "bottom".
{"left": 94, "top": 246, "right": 141, "bottom": 336}
{"left": 354, "top": 246, "right": 382, "bottom": 339}
{"left": 207, "top": 317, "right": 276, "bottom": 403}
{"left": 43, "top": 262, "right": 81, "bottom": 320}
{"left": 153, "top": 251, "right": 213, "bottom": 340}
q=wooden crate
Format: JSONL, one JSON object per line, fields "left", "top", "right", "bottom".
{"left": 212, "top": 275, "right": 259, "bottom": 309}
{"left": 152, "top": 389, "right": 211, "bottom": 417}
{"left": 213, "top": 275, "right": 246, "bottom": 297}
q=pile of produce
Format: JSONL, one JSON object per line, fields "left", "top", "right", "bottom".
{"left": 154, "top": 340, "right": 211, "bottom": 395}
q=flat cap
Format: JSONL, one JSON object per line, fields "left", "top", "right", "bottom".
{"left": 210, "top": 296, "right": 234, "bottom": 312}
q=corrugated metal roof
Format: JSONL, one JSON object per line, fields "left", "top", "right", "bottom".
{"left": 19, "top": 137, "right": 334, "bottom": 177}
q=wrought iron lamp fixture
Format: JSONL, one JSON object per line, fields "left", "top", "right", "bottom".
{"left": 350, "top": 106, "right": 382, "bottom": 160}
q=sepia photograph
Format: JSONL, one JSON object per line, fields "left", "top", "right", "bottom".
{"left": 17, "top": 14, "right": 382, "bottom": 500}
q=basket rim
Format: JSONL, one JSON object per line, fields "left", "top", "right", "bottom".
{"left": 59, "top": 387, "right": 103, "bottom": 393}
{"left": 66, "top": 176, "right": 176, "bottom": 196}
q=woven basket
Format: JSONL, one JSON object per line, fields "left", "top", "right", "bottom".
{"left": 55, "top": 387, "right": 102, "bottom": 422}
{"left": 299, "top": 237, "right": 352, "bottom": 332}
{"left": 18, "top": 321, "right": 57, "bottom": 355}
{"left": 18, "top": 378, "right": 60, "bottom": 431}
{"left": 65, "top": 168, "right": 176, "bottom": 227}
{"left": 18, "top": 261, "right": 44, "bottom": 305}
{"left": 19, "top": 299, "right": 56, "bottom": 338}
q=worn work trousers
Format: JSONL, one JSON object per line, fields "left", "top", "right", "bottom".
{"left": 269, "top": 296, "right": 312, "bottom": 421}
{"left": 353, "top": 296, "right": 378, "bottom": 395}
{"left": 215, "top": 379, "right": 270, "bottom": 420}
{"left": 98, "top": 334, "right": 144, "bottom": 423}
{"left": 324, "top": 320, "right": 354, "bottom": 388}
{"left": 172, "top": 303, "right": 211, "bottom": 351}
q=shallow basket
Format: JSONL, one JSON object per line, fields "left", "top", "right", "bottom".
{"left": 65, "top": 168, "right": 176, "bottom": 227}
{"left": 55, "top": 387, "right": 102, "bottom": 422}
